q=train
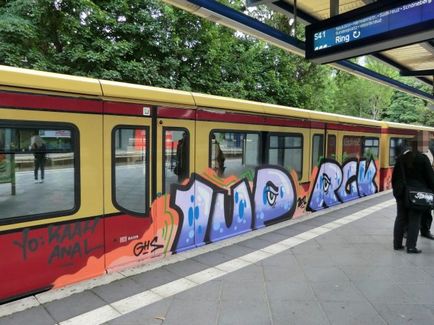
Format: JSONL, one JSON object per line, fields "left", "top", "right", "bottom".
{"left": 0, "top": 65, "right": 433, "bottom": 303}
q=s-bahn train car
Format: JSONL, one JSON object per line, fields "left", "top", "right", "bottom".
{"left": 379, "top": 121, "right": 434, "bottom": 191}
{"left": 0, "top": 65, "right": 433, "bottom": 302}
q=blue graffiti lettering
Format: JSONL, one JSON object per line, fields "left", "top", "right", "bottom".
{"left": 253, "top": 167, "right": 296, "bottom": 229}
{"left": 208, "top": 180, "right": 253, "bottom": 242}
{"left": 170, "top": 166, "right": 297, "bottom": 253}
{"left": 172, "top": 180, "right": 213, "bottom": 252}
{"left": 338, "top": 159, "right": 359, "bottom": 202}
{"left": 358, "top": 159, "right": 377, "bottom": 196}
{"left": 309, "top": 161, "right": 342, "bottom": 210}
{"left": 308, "top": 158, "right": 378, "bottom": 211}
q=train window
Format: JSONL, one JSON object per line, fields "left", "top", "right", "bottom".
{"left": 113, "top": 127, "right": 148, "bottom": 214}
{"left": 267, "top": 133, "right": 303, "bottom": 179}
{"left": 163, "top": 128, "right": 189, "bottom": 193}
{"left": 312, "top": 134, "right": 324, "bottom": 168}
{"left": 430, "top": 138, "right": 434, "bottom": 153}
{"left": 327, "top": 135, "right": 336, "bottom": 159}
{"left": 343, "top": 136, "right": 362, "bottom": 160}
{"left": 363, "top": 138, "right": 379, "bottom": 159}
{"left": 209, "top": 131, "right": 260, "bottom": 178}
{"left": 389, "top": 138, "right": 404, "bottom": 166}
{"left": 0, "top": 124, "right": 77, "bottom": 222}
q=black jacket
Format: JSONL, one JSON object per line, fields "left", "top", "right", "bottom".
{"left": 392, "top": 151, "right": 434, "bottom": 199}
{"left": 32, "top": 143, "right": 46, "bottom": 160}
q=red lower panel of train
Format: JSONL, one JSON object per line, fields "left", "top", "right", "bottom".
{"left": 380, "top": 167, "right": 393, "bottom": 191}
{"left": 1, "top": 218, "right": 105, "bottom": 301}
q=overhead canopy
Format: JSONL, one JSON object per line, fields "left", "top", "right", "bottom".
{"left": 251, "top": 0, "right": 434, "bottom": 85}
{"left": 165, "top": 0, "right": 433, "bottom": 102}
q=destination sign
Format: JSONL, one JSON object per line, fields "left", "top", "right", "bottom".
{"left": 305, "top": 0, "right": 434, "bottom": 64}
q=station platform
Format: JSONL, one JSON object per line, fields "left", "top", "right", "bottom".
{"left": 2, "top": 191, "right": 434, "bottom": 325}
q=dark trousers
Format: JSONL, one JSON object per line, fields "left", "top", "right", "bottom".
{"left": 34, "top": 158, "right": 45, "bottom": 180}
{"left": 420, "top": 209, "right": 433, "bottom": 235}
{"left": 394, "top": 200, "right": 426, "bottom": 249}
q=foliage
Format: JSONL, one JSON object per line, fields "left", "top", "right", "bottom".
{"left": 383, "top": 90, "right": 427, "bottom": 125}
{"left": 332, "top": 71, "right": 394, "bottom": 120}
{"left": 0, "top": 0, "right": 431, "bottom": 125}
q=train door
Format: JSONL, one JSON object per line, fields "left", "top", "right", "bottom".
{"left": 325, "top": 130, "right": 338, "bottom": 162}
{"left": 308, "top": 125, "right": 341, "bottom": 211}
{"left": 311, "top": 131, "right": 325, "bottom": 172}
{"left": 102, "top": 109, "right": 155, "bottom": 271}
{"left": 309, "top": 127, "right": 326, "bottom": 211}
{"left": 323, "top": 128, "right": 341, "bottom": 208}
{"left": 156, "top": 111, "right": 195, "bottom": 253}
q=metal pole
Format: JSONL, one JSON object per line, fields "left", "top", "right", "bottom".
{"left": 330, "top": 0, "right": 339, "bottom": 17}
{"left": 292, "top": 0, "right": 297, "bottom": 37}
{"left": 11, "top": 154, "right": 15, "bottom": 196}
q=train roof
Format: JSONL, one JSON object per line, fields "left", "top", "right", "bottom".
{"left": 382, "top": 121, "right": 434, "bottom": 132}
{"left": 0, "top": 64, "right": 433, "bottom": 131}
{"left": 101, "top": 80, "right": 196, "bottom": 107}
{"left": 0, "top": 65, "right": 102, "bottom": 96}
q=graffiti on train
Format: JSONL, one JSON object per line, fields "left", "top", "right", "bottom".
{"left": 307, "top": 158, "right": 378, "bottom": 211}
{"left": 13, "top": 217, "right": 104, "bottom": 265}
{"left": 170, "top": 166, "right": 297, "bottom": 253}
{"left": 133, "top": 236, "right": 164, "bottom": 256}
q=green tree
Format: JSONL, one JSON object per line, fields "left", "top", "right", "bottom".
{"left": 383, "top": 90, "right": 426, "bottom": 124}
{"left": 0, "top": 0, "right": 188, "bottom": 87}
{"left": 0, "top": 0, "right": 429, "bottom": 125}
{"left": 332, "top": 59, "right": 394, "bottom": 120}
{"left": 0, "top": 0, "right": 337, "bottom": 110}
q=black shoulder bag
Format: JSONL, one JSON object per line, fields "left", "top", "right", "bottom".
{"left": 400, "top": 159, "right": 434, "bottom": 209}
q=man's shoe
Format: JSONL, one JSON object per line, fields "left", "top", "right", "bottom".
{"left": 394, "top": 245, "right": 405, "bottom": 250}
{"left": 407, "top": 248, "right": 422, "bottom": 254}
{"left": 420, "top": 232, "right": 434, "bottom": 240}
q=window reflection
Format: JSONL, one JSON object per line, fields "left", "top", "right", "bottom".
{"left": 267, "top": 133, "right": 303, "bottom": 179}
{"left": 389, "top": 138, "right": 405, "bottom": 166}
{"left": 343, "top": 136, "right": 361, "bottom": 160}
{"left": 210, "top": 132, "right": 260, "bottom": 178}
{"left": 327, "top": 135, "right": 336, "bottom": 159}
{"left": 343, "top": 136, "right": 379, "bottom": 161}
{"left": 0, "top": 125, "right": 76, "bottom": 221}
{"left": 363, "top": 138, "right": 379, "bottom": 160}
{"left": 164, "top": 129, "right": 189, "bottom": 193}
{"left": 114, "top": 128, "right": 148, "bottom": 214}
{"left": 312, "top": 134, "right": 324, "bottom": 168}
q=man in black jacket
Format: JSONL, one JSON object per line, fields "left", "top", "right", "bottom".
{"left": 392, "top": 141, "right": 434, "bottom": 253}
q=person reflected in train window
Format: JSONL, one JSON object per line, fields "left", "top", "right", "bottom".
{"left": 392, "top": 139, "right": 434, "bottom": 254}
{"left": 420, "top": 146, "right": 434, "bottom": 240}
{"left": 0, "top": 134, "right": 4, "bottom": 166}
{"left": 31, "top": 135, "right": 47, "bottom": 184}
{"left": 0, "top": 132, "right": 4, "bottom": 159}
{"left": 212, "top": 134, "right": 225, "bottom": 177}
{"left": 174, "top": 132, "right": 188, "bottom": 182}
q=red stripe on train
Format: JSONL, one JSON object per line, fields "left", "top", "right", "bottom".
{"left": 158, "top": 107, "right": 196, "bottom": 119}
{"left": 327, "top": 123, "right": 380, "bottom": 133}
{"left": 104, "top": 102, "right": 152, "bottom": 116}
{"left": 0, "top": 91, "right": 102, "bottom": 113}
{"left": 197, "top": 109, "right": 381, "bottom": 132}
{"left": 197, "top": 109, "right": 313, "bottom": 128}
{"left": 381, "top": 128, "right": 418, "bottom": 136}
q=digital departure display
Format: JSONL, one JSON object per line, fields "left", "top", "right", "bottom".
{"left": 305, "top": 0, "right": 434, "bottom": 64}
